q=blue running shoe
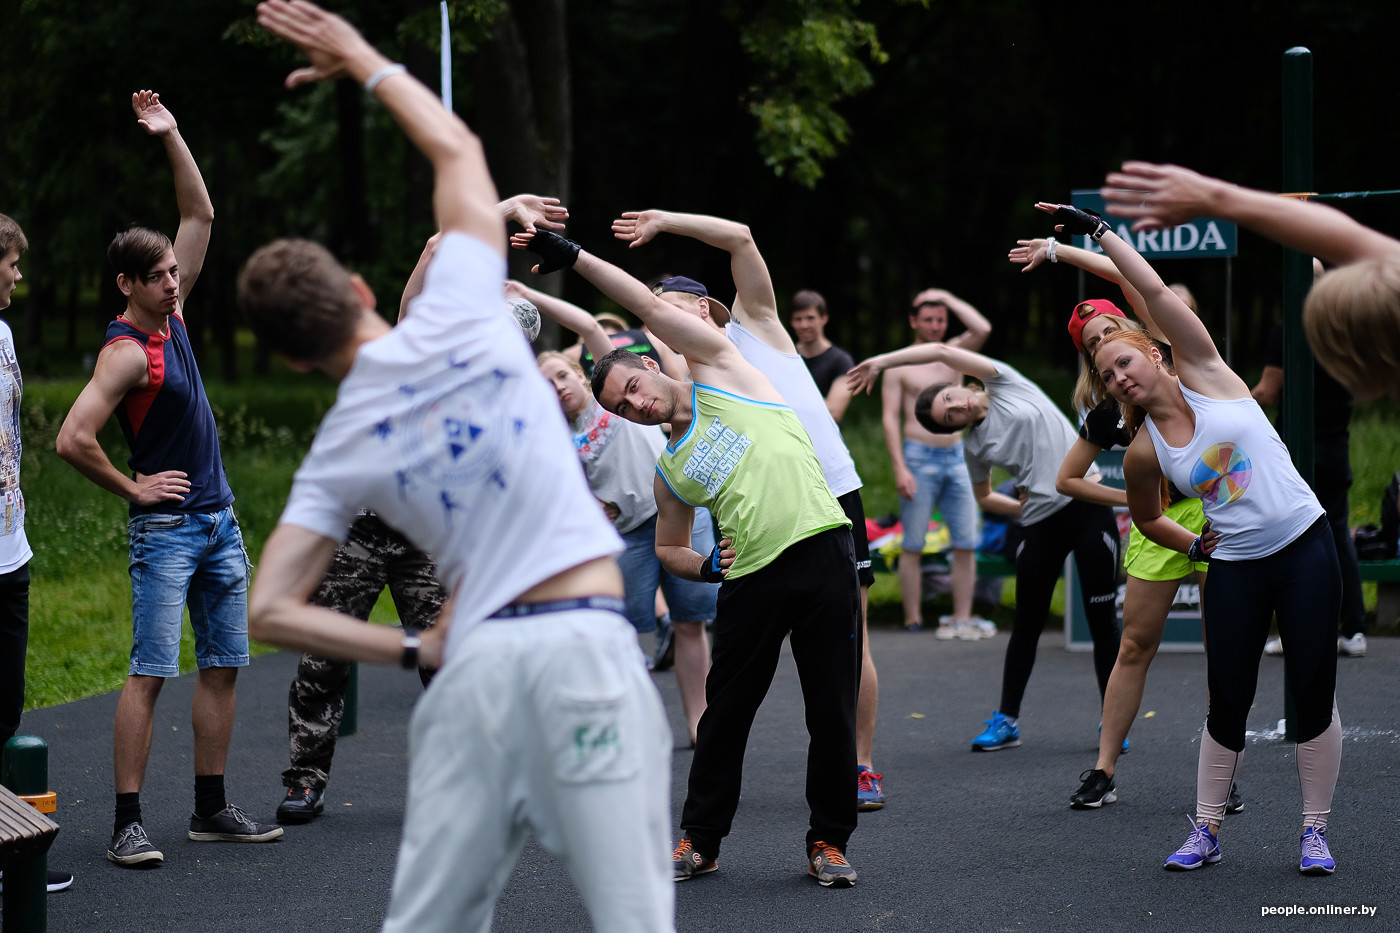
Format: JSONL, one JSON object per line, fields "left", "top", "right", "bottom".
{"left": 1164, "top": 819, "right": 1221, "bottom": 870}
{"left": 1098, "top": 722, "right": 1129, "bottom": 754}
{"left": 856, "top": 766, "right": 886, "bottom": 811}
{"left": 970, "top": 711, "right": 1020, "bottom": 751}
{"left": 1299, "top": 827, "right": 1336, "bottom": 875}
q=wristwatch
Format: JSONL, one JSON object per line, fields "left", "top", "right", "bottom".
{"left": 400, "top": 628, "right": 422, "bottom": 669}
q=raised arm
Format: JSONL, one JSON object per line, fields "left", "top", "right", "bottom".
{"left": 612, "top": 210, "right": 790, "bottom": 347}
{"left": 913, "top": 289, "right": 992, "bottom": 351}
{"left": 259, "top": 0, "right": 502, "bottom": 252}
{"left": 499, "top": 194, "right": 568, "bottom": 233}
{"left": 505, "top": 279, "right": 614, "bottom": 361}
{"left": 847, "top": 342, "right": 1000, "bottom": 396}
{"left": 133, "top": 91, "right": 213, "bottom": 305}
{"left": 1008, "top": 237, "right": 1157, "bottom": 339}
{"left": 1041, "top": 202, "right": 1245, "bottom": 397}
{"left": 1102, "top": 161, "right": 1400, "bottom": 266}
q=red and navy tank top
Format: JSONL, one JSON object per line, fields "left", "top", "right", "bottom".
{"left": 104, "top": 313, "right": 234, "bottom": 516}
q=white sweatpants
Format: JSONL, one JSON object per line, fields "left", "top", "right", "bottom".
{"left": 383, "top": 608, "right": 675, "bottom": 933}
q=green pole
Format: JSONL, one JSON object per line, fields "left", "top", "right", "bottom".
{"left": 3, "top": 735, "right": 51, "bottom": 932}
{"left": 340, "top": 662, "right": 359, "bottom": 737}
{"left": 1280, "top": 46, "right": 1314, "bottom": 743}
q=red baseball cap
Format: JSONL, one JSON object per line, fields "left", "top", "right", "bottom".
{"left": 1067, "top": 299, "right": 1127, "bottom": 353}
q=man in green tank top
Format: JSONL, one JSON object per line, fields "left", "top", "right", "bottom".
{"left": 519, "top": 229, "right": 863, "bottom": 888}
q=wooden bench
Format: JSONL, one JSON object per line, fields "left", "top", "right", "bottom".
{"left": 1359, "top": 557, "right": 1400, "bottom": 627}
{"left": 0, "top": 782, "right": 59, "bottom": 872}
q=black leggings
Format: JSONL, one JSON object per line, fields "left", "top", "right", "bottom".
{"left": 1204, "top": 515, "right": 1339, "bottom": 750}
{"left": 1001, "top": 499, "right": 1120, "bottom": 717}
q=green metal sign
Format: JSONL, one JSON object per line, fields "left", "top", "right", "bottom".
{"left": 1070, "top": 189, "right": 1238, "bottom": 259}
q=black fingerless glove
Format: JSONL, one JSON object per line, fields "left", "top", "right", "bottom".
{"left": 1052, "top": 205, "right": 1111, "bottom": 242}
{"left": 699, "top": 542, "right": 726, "bottom": 584}
{"left": 1186, "top": 535, "right": 1209, "bottom": 563}
{"left": 526, "top": 230, "right": 582, "bottom": 273}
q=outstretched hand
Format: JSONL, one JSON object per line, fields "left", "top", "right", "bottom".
{"left": 845, "top": 356, "right": 887, "bottom": 396}
{"left": 612, "top": 211, "right": 666, "bottom": 248}
{"left": 132, "top": 90, "right": 177, "bottom": 136}
{"left": 513, "top": 229, "right": 581, "bottom": 274}
{"left": 1008, "top": 238, "right": 1050, "bottom": 272}
{"left": 257, "top": 0, "right": 382, "bottom": 89}
{"left": 1101, "top": 162, "right": 1219, "bottom": 233}
{"left": 1035, "top": 202, "right": 1108, "bottom": 239}
{"left": 503, "top": 195, "right": 569, "bottom": 233}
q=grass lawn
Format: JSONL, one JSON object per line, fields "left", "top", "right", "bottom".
{"left": 16, "top": 353, "right": 1398, "bottom": 713}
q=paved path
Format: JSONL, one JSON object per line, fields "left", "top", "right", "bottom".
{"left": 13, "top": 625, "right": 1400, "bottom": 931}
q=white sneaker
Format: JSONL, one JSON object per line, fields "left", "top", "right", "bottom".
{"left": 1263, "top": 637, "right": 1284, "bottom": 657}
{"left": 954, "top": 620, "right": 983, "bottom": 640}
{"left": 974, "top": 619, "right": 997, "bottom": 638}
{"left": 1338, "top": 633, "right": 1367, "bottom": 657}
{"left": 934, "top": 623, "right": 958, "bottom": 640}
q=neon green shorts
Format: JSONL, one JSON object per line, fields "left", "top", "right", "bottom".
{"left": 1124, "top": 498, "right": 1209, "bottom": 582}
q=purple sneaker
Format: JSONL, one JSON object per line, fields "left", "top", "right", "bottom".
{"left": 1164, "top": 819, "right": 1220, "bottom": 871}
{"left": 1300, "top": 827, "right": 1336, "bottom": 875}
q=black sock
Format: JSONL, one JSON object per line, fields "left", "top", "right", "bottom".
{"left": 194, "top": 774, "right": 227, "bottom": 819}
{"left": 114, "top": 792, "right": 142, "bottom": 835}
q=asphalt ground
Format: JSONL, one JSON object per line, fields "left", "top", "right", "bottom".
{"left": 11, "top": 622, "right": 1400, "bottom": 932}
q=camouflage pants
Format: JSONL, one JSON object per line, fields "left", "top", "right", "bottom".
{"left": 282, "top": 514, "right": 446, "bottom": 791}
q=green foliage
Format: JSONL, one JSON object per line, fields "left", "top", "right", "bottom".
{"left": 731, "top": 2, "right": 892, "bottom": 187}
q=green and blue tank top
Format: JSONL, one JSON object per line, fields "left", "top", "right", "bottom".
{"left": 656, "top": 383, "right": 848, "bottom": 578}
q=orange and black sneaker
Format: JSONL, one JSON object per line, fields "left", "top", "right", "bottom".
{"left": 672, "top": 835, "right": 718, "bottom": 882}
{"left": 807, "top": 840, "right": 857, "bottom": 887}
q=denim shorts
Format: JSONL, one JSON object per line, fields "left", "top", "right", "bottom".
{"left": 899, "top": 439, "right": 980, "bottom": 551}
{"left": 127, "top": 506, "right": 251, "bottom": 676}
{"left": 618, "top": 509, "right": 719, "bottom": 633}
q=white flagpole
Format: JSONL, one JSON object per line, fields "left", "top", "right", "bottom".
{"left": 440, "top": 2, "right": 452, "bottom": 110}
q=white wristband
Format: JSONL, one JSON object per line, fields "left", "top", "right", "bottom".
{"left": 1046, "top": 237, "right": 1058, "bottom": 263}
{"left": 364, "top": 63, "right": 407, "bottom": 93}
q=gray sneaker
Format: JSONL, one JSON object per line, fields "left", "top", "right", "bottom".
{"left": 188, "top": 805, "right": 285, "bottom": 843}
{"left": 107, "top": 821, "right": 164, "bottom": 867}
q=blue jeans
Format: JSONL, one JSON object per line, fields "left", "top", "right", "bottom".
{"left": 127, "top": 506, "right": 251, "bottom": 676}
{"left": 898, "top": 439, "right": 979, "bottom": 551}
{"left": 618, "top": 509, "right": 718, "bottom": 633}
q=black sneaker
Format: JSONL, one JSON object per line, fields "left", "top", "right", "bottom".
{"left": 1070, "top": 768, "right": 1118, "bottom": 809}
{"left": 1225, "top": 782, "right": 1244, "bottom": 814}
{"left": 807, "top": 840, "right": 857, "bottom": 887}
{"left": 0, "top": 868, "right": 74, "bottom": 893}
{"left": 107, "top": 821, "right": 164, "bottom": 867}
{"left": 276, "top": 786, "right": 325, "bottom": 825}
{"left": 672, "top": 835, "right": 717, "bottom": 881}
{"left": 188, "top": 805, "right": 285, "bottom": 842}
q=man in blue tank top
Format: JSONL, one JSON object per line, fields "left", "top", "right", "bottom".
{"left": 56, "top": 90, "right": 280, "bottom": 869}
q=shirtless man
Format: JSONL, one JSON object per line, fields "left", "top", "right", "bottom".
{"left": 881, "top": 290, "right": 991, "bottom": 635}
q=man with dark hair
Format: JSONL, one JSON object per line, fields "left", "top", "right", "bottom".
{"left": 850, "top": 343, "right": 1121, "bottom": 752}
{"left": 525, "top": 221, "right": 863, "bottom": 887}
{"left": 240, "top": 4, "right": 672, "bottom": 929}
{"left": 880, "top": 289, "right": 991, "bottom": 637}
{"left": 789, "top": 289, "right": 855, "bottom": 423}
{"left": 55, "top": 91, "right": 280, "bottom": 867}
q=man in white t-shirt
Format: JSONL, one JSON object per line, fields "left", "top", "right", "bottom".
{"left": 0, "top": 214, "right": 75, "bottom": 895}
{"left": 239, "top": 5, "right": 672, "bottom": 931}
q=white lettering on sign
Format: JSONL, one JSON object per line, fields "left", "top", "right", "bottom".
{"left": 1089, "top": 220, "right": 1230, "bottom": 255}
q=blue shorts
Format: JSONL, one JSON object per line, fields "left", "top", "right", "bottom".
{"left": 618, "top": 509, "right": 719, "bottom": 633}
{"left": 127, "top": 506, "right": 251, "bottom": 677}
{"left": 898, "top": 439, "right": 980, "bottom": 551}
